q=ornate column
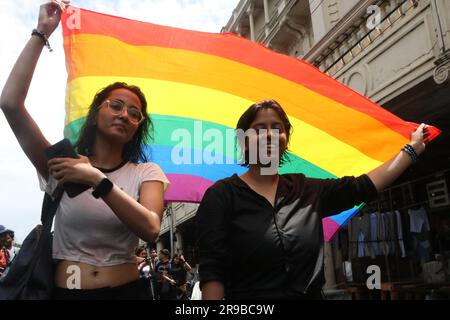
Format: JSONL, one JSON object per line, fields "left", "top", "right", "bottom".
{"left": 431, "top": 0, "right": 450, "bottom": 84}
{"left": 247, "top": 5, "right": 255, "bottom": 41}
{"left": 263, "top": 0, "right": 270, "bottom": 22}
{"left": 263, "top": 0, "right": 270, "bottom": 36}
{"left": 434, "top": 52, "right": 450, "bottom": 85}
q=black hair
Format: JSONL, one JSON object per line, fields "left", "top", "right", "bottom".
{"left": 135, "top": 246, "right": 147, "bottom": 256}
{"left": 74, "top": 82, "right": 153, "bottom": 163}
{"left": 160, "top": 249, "right": 171, "bottom": 257}
{"left": 171, "top": 254, "right": 181, "bottom": 265}
{"left": 236, "top": 99, "right": 292, "bottom": 166}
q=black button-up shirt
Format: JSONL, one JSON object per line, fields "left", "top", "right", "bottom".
{"left": 195, "top": 173, "right": 378, "bottom": 299}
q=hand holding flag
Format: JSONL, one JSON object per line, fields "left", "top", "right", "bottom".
{"left": 37, "top": 1, "right": 69, "bottom": 36}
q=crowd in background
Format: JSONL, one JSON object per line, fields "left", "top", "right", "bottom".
{"left": 135, "top": 246, "right": 199, "bottom": 300}
{"left": 0, "top": 226, "right": 16, "bottom": 276}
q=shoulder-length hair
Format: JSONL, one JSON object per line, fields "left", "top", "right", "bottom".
{"left": 74, "top": 82, "right": 153, "bottom": 163}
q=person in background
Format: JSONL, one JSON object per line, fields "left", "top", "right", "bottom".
{"left": 155, "top": 249, "right": 176, "bottom": 300}
{"left": 147, "top": 248, "right": 159, "bottom": 299}
{"left": 171, "top": 254, "right": 193, "bottom": 300}
{"left": 0, "top": 225, "right": 15, "bottom": 275}
{"left": 4, "top": 230, "right": 16, "bottom": 262}
{"left": 0, "top": 226, "right": 12, "bottom": 275}
{"left": 135, "top": 246, "right": 154, "bottom": 299}
{"left": 135, "top": 246, "right": 148, "bottom": 266}
{"left": 149, "top": 248, "right": 159, "bottom": 273}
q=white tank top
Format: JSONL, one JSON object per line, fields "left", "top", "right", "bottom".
{"left": 38, "top": 162, "right": 170, "bottom": 267}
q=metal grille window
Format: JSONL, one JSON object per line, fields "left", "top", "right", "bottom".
{"left": 426, "top": 179, "right": 450, "bottom": 208}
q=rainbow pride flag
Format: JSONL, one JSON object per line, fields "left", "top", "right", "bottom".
{"left": 61, "top": 7, "right": 440, "bottom": 241}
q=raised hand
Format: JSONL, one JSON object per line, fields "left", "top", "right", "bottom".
{"left": 37, "top": 1, "right": 70, "bottom": 36}
{"left": 410, "top": 123, "right": 428, "bottom": 155}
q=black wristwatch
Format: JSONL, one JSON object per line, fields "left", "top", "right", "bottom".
{"left": 92, "top": 178, "right": 114, "bottom": 199}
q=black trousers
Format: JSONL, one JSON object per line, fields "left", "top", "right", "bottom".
{"left": 52, "top": 278, "right": 152, "bottom": 300}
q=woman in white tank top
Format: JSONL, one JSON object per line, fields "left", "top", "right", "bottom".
{"left": 0, "top": 1, "right": 169, "bottom": 299}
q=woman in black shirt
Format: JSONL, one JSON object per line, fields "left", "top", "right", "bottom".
{"left": 196, "top": 99, "right": 428, "bottom": 300}
{"left": 171, "top": 254, "right": 192, "bottom": 300}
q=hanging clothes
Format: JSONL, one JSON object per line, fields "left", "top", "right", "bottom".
{"left": 408, "top": 207, "right": 430, "bottom": 233}
{"left": 349, "top": 215, "right": 372, "bottom": 258}
{"left": 395, "top": 210, "right": 407, "bottom": 258}
{"left": 378, "top": 213, "right": 390, "bottom": 255}
{"left": 408, "top": 207, "right": 432, "bottom": 265}
{"left": 411, "top": 234, "right": 432, "bottom": 265}
{"left": 387, "top": 212, "right": 397, "bottom": 255}
{"left": 370, "top": 213, "right": 380, "bottom": 257}
{"left": 357, "top": 232, "right": 365, "bottom": 257}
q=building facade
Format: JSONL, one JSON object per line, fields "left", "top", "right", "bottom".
{"left": 156, "top": 202, "right": 199, "bottom": 265}
{"left": 157, "top": 0, "right": 450, "bottom": 297}
{"left": 222, "top": 0, "right": 450, "bottom": 100}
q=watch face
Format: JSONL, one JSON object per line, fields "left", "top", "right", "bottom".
{"left": 92, "top": 178, "right": 113, "bottom": 198}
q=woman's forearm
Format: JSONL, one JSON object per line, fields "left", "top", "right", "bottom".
{"left": 184, "top": 262, "right": 192, "bottom": 271}
{"left": 367, "top": 149, "right": 414, "bottom": 192}
{"left": 48, "top": 159, "right": 164, "bottom": 242}
{"left": 102, "top": 185, "right": 162, "bottom": 243}
{"left": 367, "top": 141, "right": 424, "bottom": 192}
{"left": 367, "top": 125, "right": 427, "bottom": 192}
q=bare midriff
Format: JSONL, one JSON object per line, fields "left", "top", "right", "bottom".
{"left": 54, "top": 260, "right": 139, "bottom": 289}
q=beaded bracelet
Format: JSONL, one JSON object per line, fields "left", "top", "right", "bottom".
{"left": 31, "top": 29, "right": 53, "bottom": 52}
{"left": 401, "top": 144, "right": 418, "bottom": 163}
{"left": 404, "top": 144, "right": 419, "bottom": 158}
{"left": 405, "top": 144, "right": 419, "bottom": 162}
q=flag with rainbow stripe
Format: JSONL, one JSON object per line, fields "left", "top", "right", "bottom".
{"left": 61, "top": 7, "right": 440, "bottom": 242}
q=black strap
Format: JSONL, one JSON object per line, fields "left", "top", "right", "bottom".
{"left": 23, "top": 192, "right": 63, "bottom": 286}
{"left": 40, "top": 189, "right": 63, "bottom": 225}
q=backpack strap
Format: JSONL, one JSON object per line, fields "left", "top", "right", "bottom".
{"left": 40, "top": 189, "right": 63, "bottom": 225}
{"left": 22, "top": 192, "right": 64, "bottom": 286}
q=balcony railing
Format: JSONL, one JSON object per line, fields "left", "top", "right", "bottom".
{"left": 316, "top": 0, "right": 419, "bottom": 76}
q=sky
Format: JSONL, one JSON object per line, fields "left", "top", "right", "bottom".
{"left": 0, "top": 0, "right": 240, "bottom": 244}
